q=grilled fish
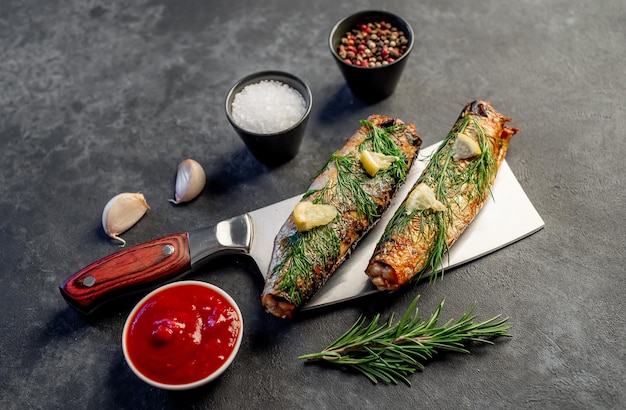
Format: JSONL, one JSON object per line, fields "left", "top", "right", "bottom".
{"left": 262, "top": 115, "right": 422, "bottom": 318}
{"left": 366, "top": 101, "right": 519, "bottom": 290}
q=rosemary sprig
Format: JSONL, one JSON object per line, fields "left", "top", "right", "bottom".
{"left": 299, "top": 295, "right": 511, "bottom": 385}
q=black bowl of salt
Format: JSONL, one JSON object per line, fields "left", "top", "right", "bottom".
{"left": 225, "top": 71, "right": 312, "bottom": 167}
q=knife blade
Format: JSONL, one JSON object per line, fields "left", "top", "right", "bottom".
{"left": 60, "top": 142, "right": 544, "bottom": 315}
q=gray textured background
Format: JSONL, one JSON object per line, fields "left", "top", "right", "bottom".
{"left": 1, "top": 0, "right": 624, "bottom": 409}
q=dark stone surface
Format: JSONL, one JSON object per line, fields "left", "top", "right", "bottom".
{"left": 1, "top": 1, "right": 624, "bottom": 409}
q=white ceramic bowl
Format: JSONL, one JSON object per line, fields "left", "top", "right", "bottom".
{"left": 122, "top": 280, "right": 243, "bottom": 390}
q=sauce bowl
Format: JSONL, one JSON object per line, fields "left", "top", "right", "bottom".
{"left": 122, "top": 280, "right": 243, "bottom": 390}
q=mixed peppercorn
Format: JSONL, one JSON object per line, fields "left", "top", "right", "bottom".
{"left": 336, "top": 21, "right": 409, "bottom": 67}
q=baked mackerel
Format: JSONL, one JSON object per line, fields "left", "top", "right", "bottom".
{"left": 366, "top": 101, "right": 519, "bottom": 290}
{"left": 262, "top": 115, "right": 422, "bottom": 318}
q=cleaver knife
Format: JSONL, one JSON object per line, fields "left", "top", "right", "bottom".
{"left": 60, "top": 143, "right": 545, "bottom": 316}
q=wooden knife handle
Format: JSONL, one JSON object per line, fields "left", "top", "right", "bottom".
{"left": 59, "top": 233, "right": 191, "bottom": 315}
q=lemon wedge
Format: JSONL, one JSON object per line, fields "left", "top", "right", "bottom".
{"left": 359, "top": 150, "right": 400, "bottom": 177}
{"left": 452, "top": 132, "right": 481, "bottom": 160}
{"left": 405, "top": 183, "right": 447, "bottom": 214}
{"left": 293, "top": 201, "right": 338, "bottom": 232}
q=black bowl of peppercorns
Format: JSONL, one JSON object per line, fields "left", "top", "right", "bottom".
{"left": 329, "top": 10, "right": 414, "bottom": 102}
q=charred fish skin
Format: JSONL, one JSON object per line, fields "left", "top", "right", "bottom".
{"left": 262, "top": 115, "right": 422, "bottom": 318}
{"left": 366, "top": 101, "right": 520, "bottom": 291}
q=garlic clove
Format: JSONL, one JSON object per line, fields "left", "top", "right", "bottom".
{"left": 169, "top": 159, "right": 206, "bottom": 204}
{"left": 102, "top": 193, "right": 150, "bottom": 247}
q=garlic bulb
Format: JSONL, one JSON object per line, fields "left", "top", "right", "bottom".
{"left": 102, "top": 193, "right": 150, "bottom": 246}
{"left": 169, "top": 159, "right": 206, "bottom": 204}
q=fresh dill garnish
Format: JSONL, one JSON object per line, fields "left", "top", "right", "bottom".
{"left": 274, "top": 224, "right": 340, "bottom": 306}
{"left": 332, "top": 153, "right": 380, "bottom": 223}
{"left": 378, "top": 113, "right": 497, "bottom": 283}
{"left": 359, "top": 119, "right": 408, "bottom": 182}
{"left": 423, "top": 211, "right": 449, "bottom": 283}
{"left": 299, "top": 295, "right": 511, "bottom": 385}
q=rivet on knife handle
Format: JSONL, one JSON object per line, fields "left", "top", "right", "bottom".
{"left": 59, "top": 233, "right": 191, "bottom": 315}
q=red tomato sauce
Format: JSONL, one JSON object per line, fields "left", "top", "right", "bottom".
{"left": 125, "top": 283, "right": 242, "bottom": 385}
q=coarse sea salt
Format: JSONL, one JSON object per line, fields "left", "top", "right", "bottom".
{"left": 231, "top": 80, "right": 306, "bottom": 134}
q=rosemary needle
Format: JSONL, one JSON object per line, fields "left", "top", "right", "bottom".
{"left": 298, "top": 295, "right": 512, "bottom": 385}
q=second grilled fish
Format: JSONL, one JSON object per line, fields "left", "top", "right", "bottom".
{"left": 366, "top": 101, "right": 519, "bottom": 290}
